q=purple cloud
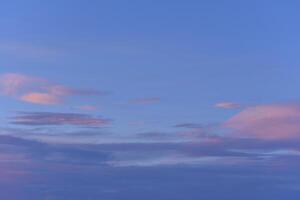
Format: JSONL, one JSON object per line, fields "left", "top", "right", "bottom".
{"left": 11, "top": 112, "right": 111, "bottom": 127}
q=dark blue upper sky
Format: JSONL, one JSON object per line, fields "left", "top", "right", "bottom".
{"left": 1, "top": 1, "right": 300, "bottom": 199}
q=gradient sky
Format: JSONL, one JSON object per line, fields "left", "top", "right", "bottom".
{"left": 1, "top": 0, "right": 300, "bottom": 199}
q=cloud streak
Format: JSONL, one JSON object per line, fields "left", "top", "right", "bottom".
{"left": 11, "top": 112, "right": 111, "bottom": 127}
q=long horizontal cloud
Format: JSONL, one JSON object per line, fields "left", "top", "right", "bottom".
{"left": 0, "top": 133, "right": 299, "bottom": 199}
{"left": 11, "top": 112, "right": 111, "bottom": 127}
{"left": 225, "top": 104, "right": 300, "bottom": 139}
{"left": 0, "top": 73, "right": 105, "bottom": 105}
{"left": 2, "top": 128, "right": 300, "bottom": 168}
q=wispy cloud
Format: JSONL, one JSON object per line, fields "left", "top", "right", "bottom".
{"left": 230, "top": 149, "right": 300, "bottom": 157}
{"left": 108, "top": 154, "right": 249, "bottom": 167}
{"left": 11, "top": 112, "right": 111, "bottom": 127}
{"left": 0, "top": 73, "right": 44, "bottom": 96}
{"left": 214, "top": 102, "right": 241, "bottom": 109}
{"left": 20, "top": 92, "right": 61, "bottom": 105}
{"left": 0, "top": 73, "right": 105, "bottom": 105}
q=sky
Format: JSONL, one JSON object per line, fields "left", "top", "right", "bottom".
{"left": 1, "top": 0, "right": 300, "bottom": 199}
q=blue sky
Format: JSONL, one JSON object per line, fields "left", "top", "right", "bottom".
{"left": 1, "top": 0, "right": 300, "bottom": 199}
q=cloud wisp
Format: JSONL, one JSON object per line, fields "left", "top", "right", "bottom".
{"left": 11, "top": 112, "right": 111, "bottom": 127}
{"left": 214, "top": 102, "right": 241, "bottom": 109}
{"left": 0, "top": 73, "right": 105, "bottom": 105}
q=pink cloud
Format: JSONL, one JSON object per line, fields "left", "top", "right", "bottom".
{"left": 225, "top": 104, "right": 300, "bottom": 139}
{"left": 20, "top": 92, "right": 61, "bottom": 105}
{"left": 214, "top": 102, "right": 240, "bottom": 109}
{"left": 0, "top": 73, "right": 104, "bottom": 105}
{"left": 0, "top": 73, "right": 42, "bottom": 96}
